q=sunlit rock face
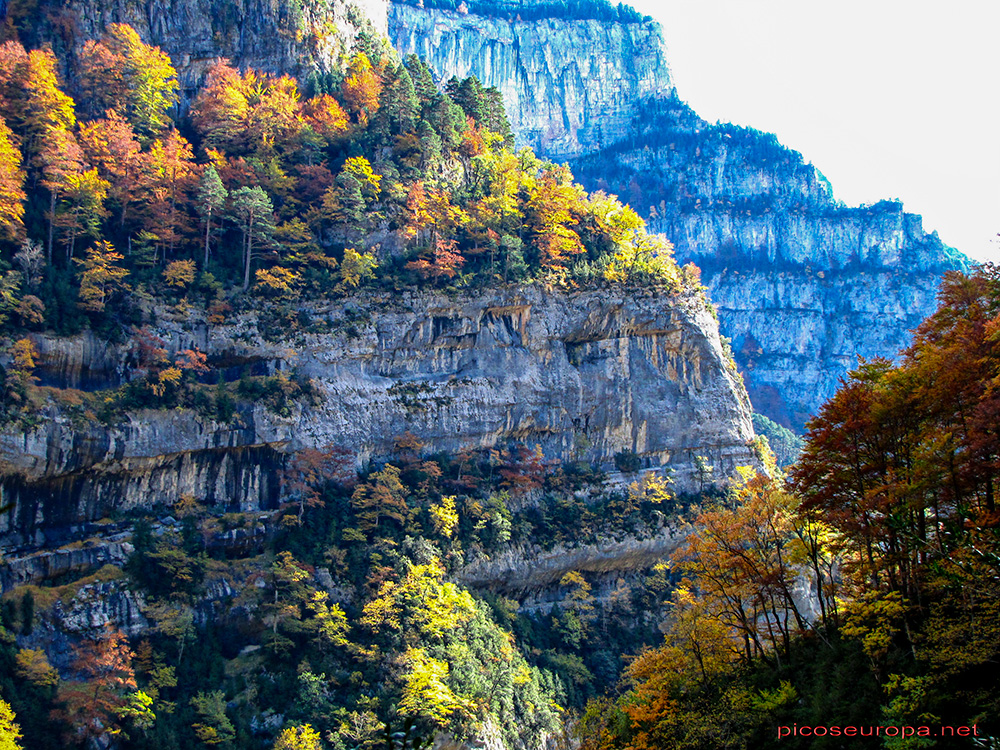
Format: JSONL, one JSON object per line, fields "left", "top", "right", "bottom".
{"left": 0, "top": 285, "right": 756, "bottom": 547}
{"left": 389, "top": 1, "right": 675, "bottom": 159}
{"left": 389, "top": 3, "right": 969, "bottom": 430}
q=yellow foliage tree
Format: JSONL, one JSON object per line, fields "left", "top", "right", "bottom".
{"left": 361, "top": 560, "right": 476, "bottom": 642}
{"left": 0, "top": 698, "right": 22, "bottom": 750}
{"left": 340, "top": 52, "right": 382, "bottom": 125}
{"left": 398, "top": 648, "right": 476, "bottom": 728}
{"left": 429, "top": 495, "right": 459, "bottom": 538}
{"left": 163, "top": 259, "right": 196, "bottom": 289}
{"left": 273, "top": 723, "right": 323, "bottom": 750}
{"left": 75, "top": 240, "right": 130, "bottom": 312}
{"left": 337, "top": 247, "right": 377, "bottom": 292}
{"left": 0, "top": 117, "right": 25, "bottom": 239}
{"left": 15, "top": 648, "right": 58, "bottom": 687}
{"left": 254, "top": 266, "right": 301, "bottom": 298}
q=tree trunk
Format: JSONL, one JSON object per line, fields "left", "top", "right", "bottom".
{"left": 243, "top": 215, "right": 254, "bottom": 291}
{"left": 47, "top": 191, "right": 55, "bottom": 265}
{"left": 203, "top": 208, "right": 212, "bottom": 269}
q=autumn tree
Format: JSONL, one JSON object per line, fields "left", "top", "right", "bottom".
{"left": 15, "top": 648, "right": 59, "bottom": 687}
{"left": 78, "top": 110, "right": 144, "bottom": 231}
{"left": 360, "top": 560, "right": 476, "bottom": 641}
{"left": 677, "top": 471, "right": 827, "bottom": 665}
{"left": 0, "top": 698, "right": 22, "bottom": 750}
{"left": 75, "top": 240, "right": 131, "bottom": 312}
{"left": 190, "top": 63, "right": 250, "bottom": 152}
{"left": 56, "top": 167, "right": 109, "bottom": 259}
{"left": 244, "top": 71, "right": 302, "bottom": 151}
{"left": 273, "top": 724, "right": 323, "bottom": 750}
{"left": 351, "top": 463, "right": 409, "bottom": 531}
{"left": 0, "top": 117, "right": 25, "bottom": 239}
{"left": 406, "top": 236, "right": 465, "bottom": 281}
{"left": 36, "top": 127, "right": 84, "bottom": 264}
{"left": 143, "top": 129, "right": 197, "bottom": 260}
{"left": 0, "top": 45, "right": 75, "bottom": 150}
{"left": 340, "top": 52, "right": 382, "bottom": 126}
{"left": 526, "top": 165, "right": 587, "bottom": 275}
{"left": 337, "top": 247, "right": 377, "bottom": 292}
{"left": 429, "top": 494, "right": 459, "bottom": 538}
{"left": 78, "top": 24, "right": 178, "bottom": 136}
{"left": 300, "top": 94, "right": 349, "bottom": 143}
{"left": 59, "top": 628, "right": 152, "bottom": 740}
{"left": 163, "top": 259, "right": 196, "bottom": 290}
{"left": 398, "top": 648, "right": 475, "bottom": 729}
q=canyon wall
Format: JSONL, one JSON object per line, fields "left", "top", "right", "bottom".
{"left": 1, "top": 285, "right": 756, "bottom": 547}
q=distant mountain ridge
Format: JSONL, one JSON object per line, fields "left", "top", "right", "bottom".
{"left": 388, "top": 0, "right": 970, "bottom": 430}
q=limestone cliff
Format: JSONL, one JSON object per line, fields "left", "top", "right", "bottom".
{"left": 389, "top": 4, "right": 971, "bottom": 431}
{"left": 570, "top": 100, "right": 971, "bottom": 429}
{"left": 0, "top": 284, "right": 756, "bottom": 547}
{"left": 389, "top": 1, "right": 674, "bottom": 158}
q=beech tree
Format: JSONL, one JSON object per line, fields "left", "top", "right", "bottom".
{"left": 273, "top": 724, "right": 323, "bottom": 750}
{"left": 190, "top": 63, "right": 250, "bottom": 152}
{"left": 351, "top": 464, "right": 409, "bottom": 531}
{"left": 143, "top": 129, "right": 196, "bottom": 259}
{"left": 78, "top": 24, "right": 178, "bottom": 136}
{"left": 0, "top": 117, "right": 24, "bottom": 239}
{"left": 526, "top": 165, "right": 587, "bottom": 274}
{"left": 0, "top": 698, "right": 22, "bottom": 750}
{"left": 78, "top": 110, "right": 145, "bottom": 233}
{"left": 59, "top": 628, "right": 151, "bottom": 740}
{"left": 340, "top": 52, "right": 382, "bottom": 125}
{"left": 56, "top": 167, "right": 109, "bottom": 259}
{"left": 75, "top": 240, "right": 130, "bottom": 312}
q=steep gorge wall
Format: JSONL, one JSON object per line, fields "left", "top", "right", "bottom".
{"left": 389, "top": 2, "right": 674, "bottom": 158}
{"left": 569, "top": 102, "right": 970, "bottom": 429}
{"left": 389, "top": 3, "right": 970, "bottom": 430}
{"left": 1, "top": 285, "right": 756, "bottom": 547}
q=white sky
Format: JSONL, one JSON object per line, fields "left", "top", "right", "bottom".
{"left": 625, "top": 0, "right": 1000, "bottom": 263}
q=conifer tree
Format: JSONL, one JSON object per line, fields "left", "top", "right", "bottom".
{"left": 229, "top": 185, "right": 275, "bottom": 290}
{"left": 196, "top": 164, "right": 227, "bottom": 268}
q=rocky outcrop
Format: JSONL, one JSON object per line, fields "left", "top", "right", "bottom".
{"left": 390, "top": 7, "right": 970, "bottom": 431}
{"left": 0, "top": 284, "right": 756, "bottom": 546}
{"left": 0, "top": 538, "right": 131, "bottom": 590}
{"left": 389, "top": 2, "right": 674, "bottom": 158}
{"left": 459, "top": 524, "right": 687, "bottom": 595}
{"left": 27, "top": 0, "right": 390, "bottom": 94}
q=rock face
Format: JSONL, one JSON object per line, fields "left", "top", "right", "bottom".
{"left": 389, "top": 2, "right": 674, "bottom": 158}
{"left": 26, "top": 0, "right": 390, "bottom": 94}
{"left": 0, "top": 285, "right": 756, "bottom": 546}
{"left": 389, "top": 5, "right": 970, "bottom": 431}
{"left": 569, "top": 100, "right": 970, "bottom": 429}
